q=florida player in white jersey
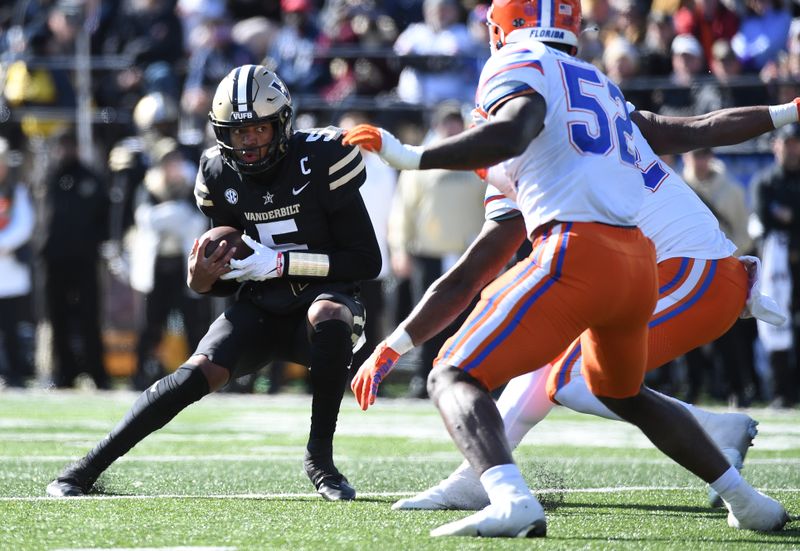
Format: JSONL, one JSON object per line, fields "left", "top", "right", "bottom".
{"left": 391, "top": 107, "right": 790, "bottom": 513}
{"left": 344, "top": 0, "right": 790, "bottom": 537}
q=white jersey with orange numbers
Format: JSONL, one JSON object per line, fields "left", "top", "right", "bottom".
{"left": 475, "top": 34, "right": 646, "bottom": 235}
{"left": 483, "top": 122, "right": 736, "bottom": 263}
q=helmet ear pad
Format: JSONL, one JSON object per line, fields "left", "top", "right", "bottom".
{"left": 208, "top": 65, "right": 294, "bottom": 175}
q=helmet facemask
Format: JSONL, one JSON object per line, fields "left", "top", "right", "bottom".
{"left": 209, "top": 65, "right": 294, "bottom": 176}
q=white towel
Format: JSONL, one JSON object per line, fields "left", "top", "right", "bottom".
{"left": 755, "top": 231, "right": 793, "bottom": 352}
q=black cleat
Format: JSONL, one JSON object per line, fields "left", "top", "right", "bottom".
{"left": 46, "top": 478, "right": 87, "bottom": 497}
{"left": 304, "top": 457, "right": 356, "bottom": 501}
{"left": 46, "top": 462, "right": 97, "bottom": 497}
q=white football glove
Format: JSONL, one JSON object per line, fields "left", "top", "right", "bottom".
{"left": 220, "top": 234, "right": 283, "bottom": 282}
{"left": 739, "top": 255, "right": 788, "bottom": 326}
{"left": 378, "top": 129, "right": 424, "bottom": 170}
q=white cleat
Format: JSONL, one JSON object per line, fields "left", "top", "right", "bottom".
{"left": 392, "top": 469, "right": 489, "bottom": 511}
{"left": 726, "top": 490, "right": 789, "bottom": 531}
{"left": 430, "top": 496, "right": 547, "bottom": 538}
{"left": 701, "top": 413, "right": 758, "bottom": 507}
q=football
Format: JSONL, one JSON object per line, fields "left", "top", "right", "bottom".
{"left": 201, "top": 225, "right": 253, "bottom": 261}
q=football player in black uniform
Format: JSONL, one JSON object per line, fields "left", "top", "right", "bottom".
{"left": 46, "top": 65, "right": 381, "bottom": 501}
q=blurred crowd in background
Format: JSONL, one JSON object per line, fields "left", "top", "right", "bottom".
{"left": 0, "top": 0, "right": 799, "bottom": 408}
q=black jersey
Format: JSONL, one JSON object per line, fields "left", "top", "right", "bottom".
{"left": 194, "top": 126, "right": 381, "bottom": 313}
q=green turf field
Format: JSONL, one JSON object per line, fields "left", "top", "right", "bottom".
{"left": 1, "top": 389, "right": 798, "bottom": 550}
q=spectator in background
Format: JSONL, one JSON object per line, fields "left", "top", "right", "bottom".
{"left": 695, "top": 39, "right": 770, "bottom": 113}
{"left": 128, "top": 139, "right": 209, "bottom": 390}
{"left": 682, "top": 148, "right": 756, "bottom": 405}
{"left": 383, "top": 118, "right": 427, "bottom": 337}
{"left": 387, "top": 102, "right": 485, "bottom": 398}
{"left": 761, "top": 18, "right": 800, "bottom": 82}
{"left": 181, "top": 14, "right": 255, "bottom": 138}
{"left": 35, "top": 129, "right": 109, "bottom": 389}
{"left": 3, "top": 3, "right": 79, "bottom": 142}
{"left": 176, "top": 0, "right": 227, "bottom": 52}
{"left": 99, "top": 0, "right": 184, "bottom": 109}
{"left": 0, "top": 138, "right": 35, "bottom": 388}
{"left": 605, "top": 36, "right": 656, "bottom": 109}
{"left": 732, "top": 0, "right": 792, "bottom": 71}
{"left": 659, "top": 33, "right": 706, "bottom": 116}
{"left": 106, "top": 92, "right": 187, "bottom": 262}
{"left": 338, "top": 111, "right": 398, "bottom": 371}
{"left": 231, "top": 16, "right": 278, "bottom": 62}
{"left": 750, "top": 123, "right": 800, "bottom": 408}
{"left": 393, "top": 0, "right": 474, "bottom": 105}
{"left": 785, "top": 19, "right": 800, "bottom": 78}
{"left": 674, "top": 0, "right": 740, "bottom": 66}
{"left": 640, "top": 11, "right": 677, "bottom": 76}
{"left": 672, "top": 33, "right": 708, "bottom": 85}
{"left": 465, "top": 4, "right": 491, "bottom": 85}
{"left": 608, "top": 0, "right": 647, "bottom": 47}
{"left": 317, "top": 1, "right": 399, "bottom": 103}
{"left": 263, "top": 0, "right": 329, "bottom": 95}
{"left": 577, "top": 0, "right": 615, "bottom": 65}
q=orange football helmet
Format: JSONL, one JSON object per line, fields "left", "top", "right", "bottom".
{"left": 487, "top": 0, "right": 581, "bottom": 51}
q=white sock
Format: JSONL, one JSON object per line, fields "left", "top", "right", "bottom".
{"left": 497, "top": 367, "right": 556, "bottom": 449}
{"left": 557, "top": 375, "right": 717, "bottom": 427}
{"left": 480, "top": 464, "right": 531, "bottom": 504}
{"left": 553, "top": 372, "right": 622, "bottom": 421}
{"left": 711, "top": 465, "right": 746, "bottom": 501}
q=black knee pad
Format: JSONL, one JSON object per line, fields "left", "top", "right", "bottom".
{"left": 427, "top": 364, "right": 485, "bottom": 401}
{"left": 310, "top": 319, "right": 354, "bottom": 374}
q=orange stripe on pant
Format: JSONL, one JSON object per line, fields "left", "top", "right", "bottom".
{"left": 547, "top": 255, "right": 748, "bottom": 401}
{"left": 435, "top": 222, "right": 657, "bottom": 399}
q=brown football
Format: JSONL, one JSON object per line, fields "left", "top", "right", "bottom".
{"left": 201, "top": 226, "right": 253, "bottom": 261}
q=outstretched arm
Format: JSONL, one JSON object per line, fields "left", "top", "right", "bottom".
{"left": 632, "top": 99, "right": 800, "bottom": 155}
{"left": 350, "top": 215, "right": 527, "bottom": 410}
{"left": 419, "top": 95, "right": 546, "bottom": 171}
{"left": 343, "top": 95, "right": 546, "bottom": 171}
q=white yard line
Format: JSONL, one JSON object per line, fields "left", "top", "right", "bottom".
{"left": 1, "top": 454, "right": 799, "bottom": 465}
{"left": 3, "top": 486, "right": 800, "bottom": 502}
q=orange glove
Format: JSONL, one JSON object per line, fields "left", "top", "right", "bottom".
{"left": 474, "top": 167, "right": 488, "bottom": 180}
{"left": 350, "top": 342, "right": 400, "bottom": 411}
{"left": 342, "top": 124, "right": 383, "bottom": 152}
{"left": 343, "top": 124, "right": 423, "bottom": 169}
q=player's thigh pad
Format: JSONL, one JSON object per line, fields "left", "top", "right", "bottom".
{"left": 565, "top": 224, "right": 657, "bottom": 399}
{"left": 645, "top": 255, "right": 748, "bottom": 369}
{"left": 436, "top": 222, "right": 656, "bottom": 392}
{"left": 547, "top": 256, "right": 748, "bottom": 399}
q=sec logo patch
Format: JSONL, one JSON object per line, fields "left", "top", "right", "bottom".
{"left": 224, "top": 188, "right": 238, "bottom": 204}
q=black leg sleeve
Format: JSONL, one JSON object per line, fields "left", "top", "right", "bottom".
{"left": 307, "top": 319, "right": 353, "bottom": 445}
{"left": 82, "top": 365, "right": 211, "bottom": 479}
